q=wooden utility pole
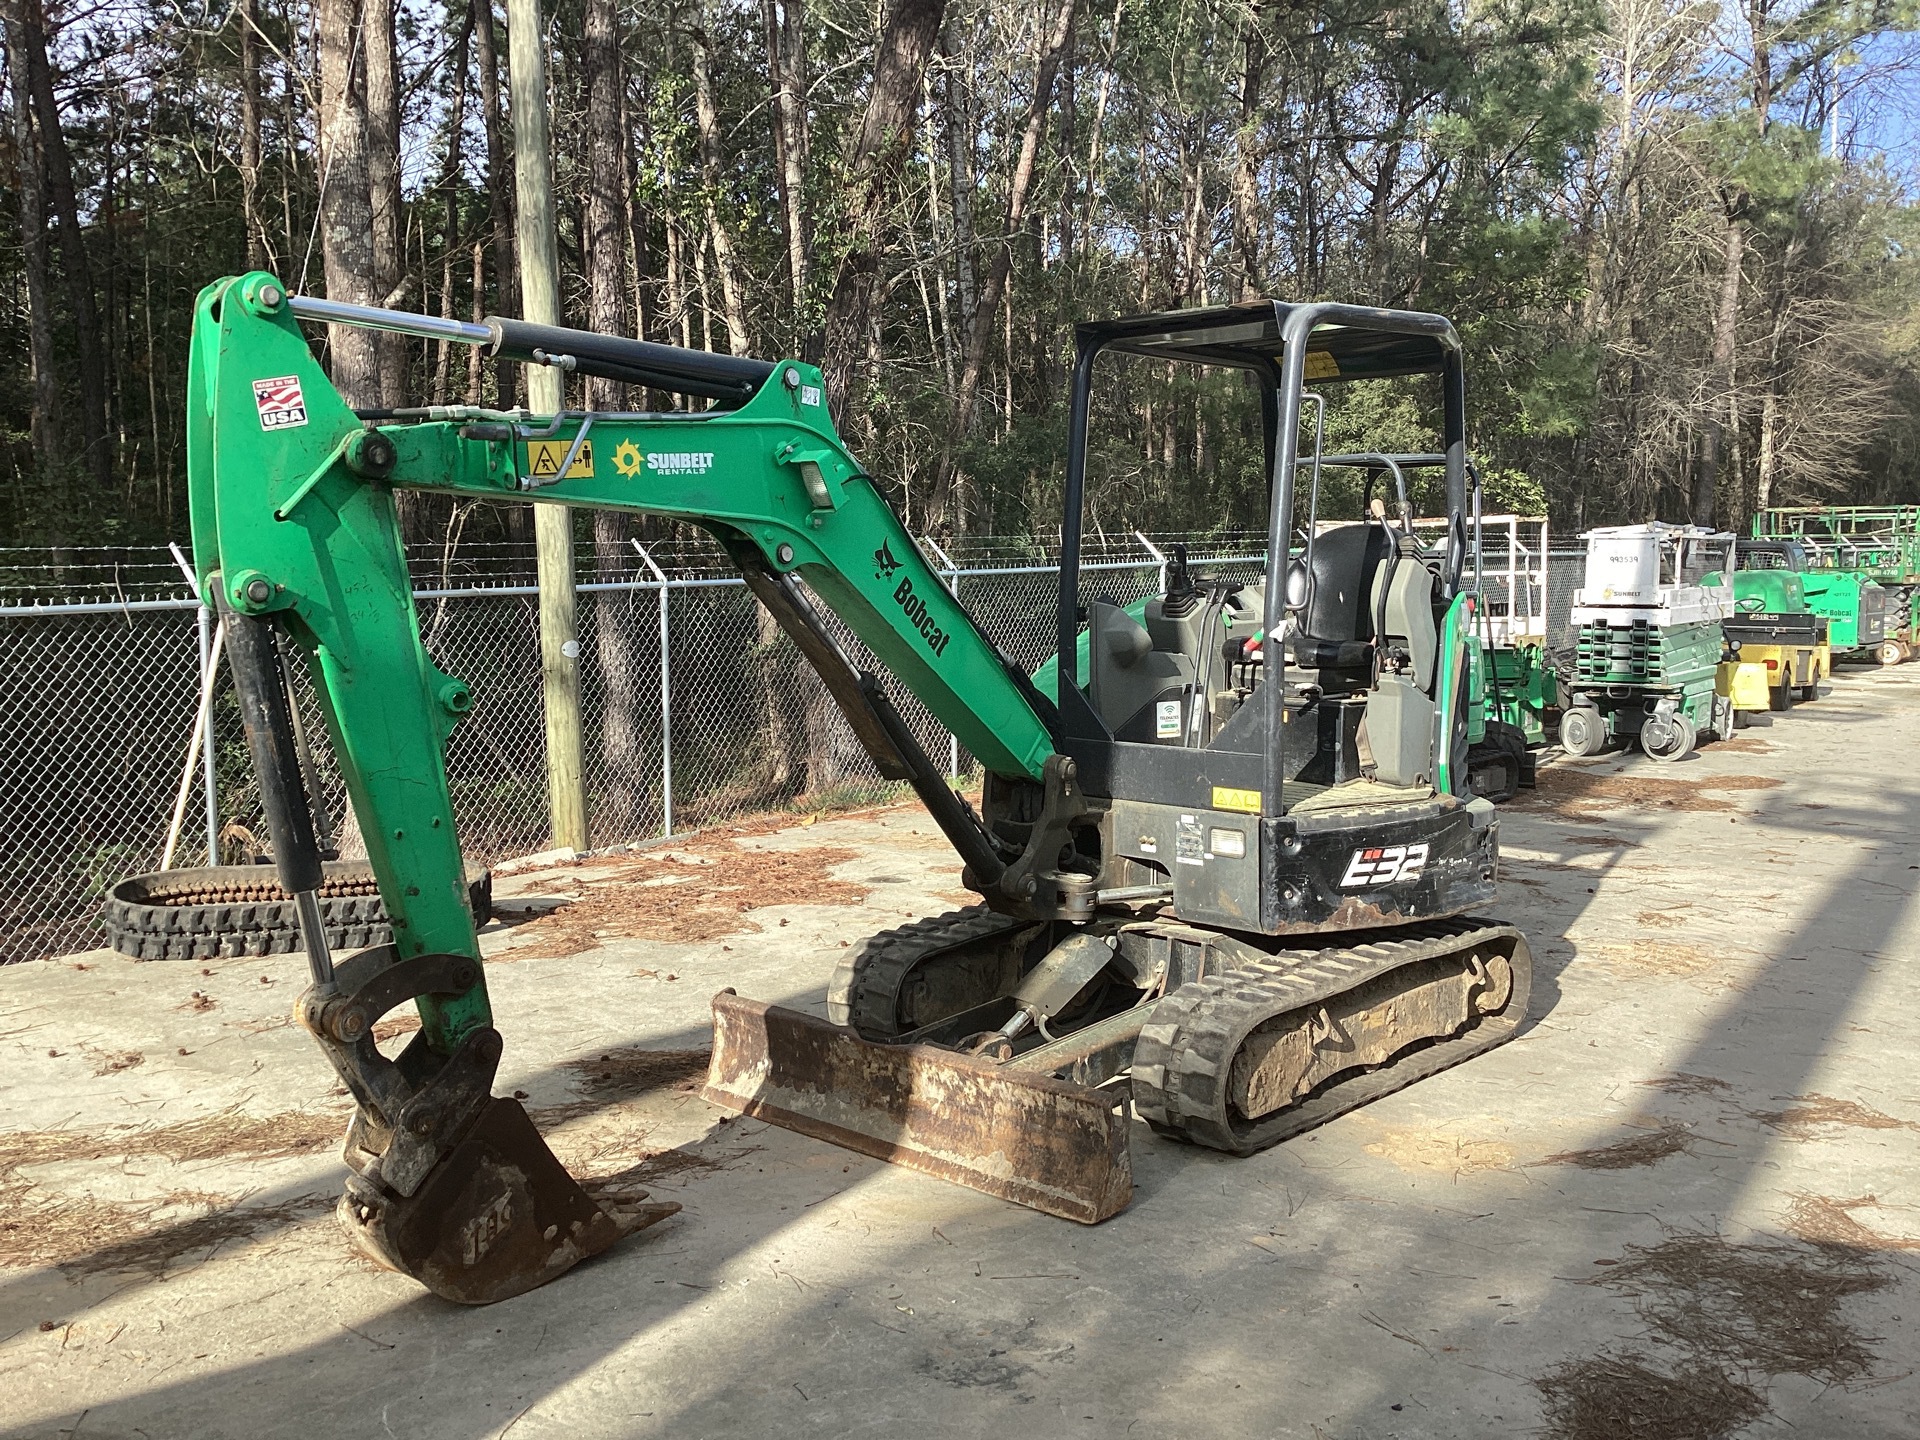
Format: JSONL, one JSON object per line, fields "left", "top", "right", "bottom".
{"left": 506, "top": 0, "right": 588, "bottom": 852}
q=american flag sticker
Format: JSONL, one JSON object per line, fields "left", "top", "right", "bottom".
{"left": 253, "top": 375, "right": 309, "bottom": 431}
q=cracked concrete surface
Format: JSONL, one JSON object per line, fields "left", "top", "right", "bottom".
{"left": 3, "top": 668, "right": 1919, "bottom": 1438}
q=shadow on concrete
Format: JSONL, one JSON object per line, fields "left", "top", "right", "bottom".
{"left": 9, "top": 679, "right": 1918, "bottom": 1438}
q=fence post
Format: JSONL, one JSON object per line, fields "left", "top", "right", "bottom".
{"left": 920, "top": 535, "right": 963, "bottom": 779}
{"left": 197, "top": 606, "right": 220, "bottom": 862}
{"left": 170, "top": 543, "right": 222, "bottom": 863}
{"left": 632, "top": 541, "right": 674, "bottom": 837}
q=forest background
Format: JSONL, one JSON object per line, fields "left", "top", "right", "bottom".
{"left": 3, "top": 0, "right": 1920, "bottom": 566}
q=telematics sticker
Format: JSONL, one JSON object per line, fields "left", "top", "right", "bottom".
{"left": 253, "top": 376, "right": 308, "bottom": 430}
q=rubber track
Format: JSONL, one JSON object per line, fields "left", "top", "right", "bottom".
{"left": 827, "top": 904, "right": 1032, "bottom": 1038}
{"left": 1131, "top": 917, "right": 1531, "bottom": 1154}
{"left": 100, "top": 864, "right": 492, "bottom": 962}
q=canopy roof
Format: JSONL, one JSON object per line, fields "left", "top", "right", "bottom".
{"left": 1078, "top": 299, "right": 1459, "bottom": 381}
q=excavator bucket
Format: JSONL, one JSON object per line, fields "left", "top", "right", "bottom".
{"left": 703, "top": 991, "right": 1133, "bottom": 1223}
{"left": 339, "top": 1097, "right": 680, "bottom": 1305}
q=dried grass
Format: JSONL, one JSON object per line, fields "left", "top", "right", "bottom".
{"left": 1535, "top": 1352, "right": 1766, "bottom": 1440}
{"left": 508, "top": 839, "right": 870, "bottom": 958}
{"left": 1595, "top": 1232, "right": 1888, "bottom": 1385}
{"left": 1639, "top": 1073, "right": 1733, "bottom": 1099}
{"left": 0, "top": 1107, "right": 346, "bottom": 1179}
{"left": 1541, "top": 1122, "right": 1696, "bottom": 1171}
{"left": 0, "top": 1172, "right": 330, "bottom": 1275}
{"left": 581, "top": 1149, "right": 723, "bottom": 1201}
{"left": 1537, "top": 1230, "right": 1892, "bottom": 1436}
{"left": 1519, "top": 769, "right": 1781, "bottom": 818}
{"left": 1751, "top": 1093, "right": 1919, "bottom": 1140}
{"left": 1714, "top": 737, "right": 1773, "bottom": 754}
{"left": 564, "top": 1047, "right": 712, "bottom": 1103}
{"left": 1784, "top": 1193, "right": 1920, "bottom": 1252}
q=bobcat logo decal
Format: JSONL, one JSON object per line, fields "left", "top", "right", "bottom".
{"left": 873, "top": 542, "right": 902, "bottom": 581}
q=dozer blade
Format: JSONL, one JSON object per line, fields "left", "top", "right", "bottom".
{"left": 340, "top": 1097, "right": 679, "bottom": 1305}
{"left": 704, "top": 991, "right": 1132, "bottom": 1223}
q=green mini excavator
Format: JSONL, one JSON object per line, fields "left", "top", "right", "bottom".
{"left": 188, "top": 273, "right": 1532, "bottom": 1304}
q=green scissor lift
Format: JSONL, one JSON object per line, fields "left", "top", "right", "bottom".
{"left": 1559, "top": 524, "right": 1736, "bottom": 763}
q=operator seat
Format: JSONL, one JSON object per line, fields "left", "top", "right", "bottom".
{"left": 1290, "top": 522, "right": 1394, "bottom": 686}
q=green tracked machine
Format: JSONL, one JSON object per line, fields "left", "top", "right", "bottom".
{"left": 1742, "top": 536, "right": 1891, "bottom": 667}
{"left": 1754, "top": 506, "right": 1915, "bottom": 665}
{"left": 1559, "top": 523, "right": 1736, "bottom": 763}
{"left": 187, "top": 273, "right": 1532, "bottom": 1304}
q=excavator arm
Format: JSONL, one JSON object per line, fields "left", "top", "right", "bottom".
{"left": 187, "top": 273, "right": 1093, "bottom": 1302}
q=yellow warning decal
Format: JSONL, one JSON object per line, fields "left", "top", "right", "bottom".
{"left": 527, "top": 439, "right": 594, "bottom": 479}
{"left": 1211, "top": 786, "right": 1262, "bottom": 814}
{"left": 1303, "top": 349, "right": 1341, "bottom": 380}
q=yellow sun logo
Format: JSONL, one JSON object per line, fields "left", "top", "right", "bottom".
{"left": 611, "top": 439, "right": 645, "bottom": 478}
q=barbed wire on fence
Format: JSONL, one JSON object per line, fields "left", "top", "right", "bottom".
{"left": 0, "top": 537, "right": 1588, "bottom": 964}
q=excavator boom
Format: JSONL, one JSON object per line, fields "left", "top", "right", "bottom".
{"left": 187, "top": 274, "right": 1112, "bottom": 1298}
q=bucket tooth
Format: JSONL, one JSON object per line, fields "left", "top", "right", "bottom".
{"left": 704, "top": 991, "right": 1132, "bottom": 1224}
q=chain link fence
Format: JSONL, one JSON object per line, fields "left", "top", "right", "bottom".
{"left": 2, "top": 539, "right": 1269, "bottom": 963}
{"left": 2, "top": 537, "right": 1589, "bottom": 964}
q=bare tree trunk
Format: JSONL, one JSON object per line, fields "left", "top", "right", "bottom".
{"left": 927, "top": 0, "right": 1079, "bottom": 524}
{"left": 430, "top": 10, "right": 473, "bottom": 406}
{"left": 239, "top": 0, "right": 272, "bottom": 271}
{"left": 814, "top": 0, "right": 947, "bottom": 415}
{"left": 1755, "top": 338, "right": 1781, "bottom": 516}
{"left": 316, "top": 0, "right": 381, "bottom": 406}
{"left": 4, "top": 0, "right": 57, "bottom": 481}
{"left": 763, "top": 0, "right": 810, "bottom": 335}
{"left": 941, "top": 20, "right": 977, "bottom": 343}
{"left": 691, "top": 20, "right": 752, "bottom": 356}
{"left": 473, "top": 0, "right": 517, "bottom": 410}
{"left": 1229, "top": 0, "right": 1266, "bottom": 299}
{"left": 584, "top": 0, "right": 643, "bottom": 838}
{"left": 365, "top": 0, "right": 406, "bottom": 403}
{"left": 1694, "top": 214, "right": 1743, "bottom": 527}
{"left": 18, "top": 0, "right": 108, "bottom": 489}
{"left": 466, "top": 241, "right": 485, "bottom": 402}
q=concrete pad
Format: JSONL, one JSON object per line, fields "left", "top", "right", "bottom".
{"left": 4, "top": 671, "right": 1920, "bottom": 1438}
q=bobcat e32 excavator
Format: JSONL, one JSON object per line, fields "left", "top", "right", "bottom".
{"left": 187, "top": 273, "right": 1532, "bottom": 1304}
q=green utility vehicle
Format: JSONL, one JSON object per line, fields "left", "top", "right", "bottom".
{"left": 1740, "top": 537, "right": 1891, "bottom": 666}
{"left": 1755, "top": 507, "right": 1914, "bottom": 664}
{"left": 185, "top": 275, "right": 1532, "bottom": 1305}
{"left": 1560, "top": 523, "right": 1735, "bottom": 762}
